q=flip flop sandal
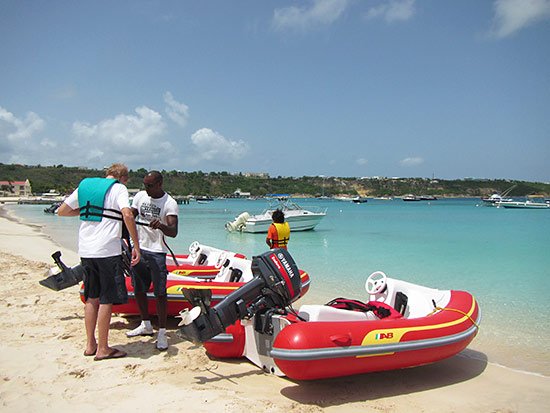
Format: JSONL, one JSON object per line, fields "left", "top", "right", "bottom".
{"left": 93, "top": 348, "right": 127, "bottom": 361}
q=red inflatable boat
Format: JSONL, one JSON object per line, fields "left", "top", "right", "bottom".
{"left": 78, "top": 242, "right": 311, "bottom": 316}
{"left": 203, "top": 271, "right": 480, "bottom": 380}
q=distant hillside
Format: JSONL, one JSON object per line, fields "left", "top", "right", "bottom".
{"left": 1, "top": 163, "right": 549, "bottom": 198}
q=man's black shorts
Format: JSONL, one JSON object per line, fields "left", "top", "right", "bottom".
{"left": 81, "top": 255, "right": 128, "bottom": 305}
{"left": 131, "top": 250, "right": 168, "bottom": 297}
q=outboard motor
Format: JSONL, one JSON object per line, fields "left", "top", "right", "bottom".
{"left": 39, "top": 251, "right": 86, "bottom": 291}
{"left": 178, "top": 249, "right": 301, "bottom": 343}
{"left": 39, "top": 241, "right": 131, "bottom": 291}
{"left": 225, "top": 212, "right": 250, "bottom": 232}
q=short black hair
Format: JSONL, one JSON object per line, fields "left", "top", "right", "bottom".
{"left": 147, "top": 170, "right": 163, "bottom": 183}
{"left": 272, "top": 209, "right": 285, "bottom": 223}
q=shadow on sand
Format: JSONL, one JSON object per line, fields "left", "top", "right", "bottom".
{"left": 279, "top": 349, "right": 487, "bottom": 408}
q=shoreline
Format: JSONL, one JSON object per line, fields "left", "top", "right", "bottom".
{"left": 0, "top": 206, "right": 549, "bottom": 411}
{"left": 3, "top": 204, "right": 550, "bottom": 377}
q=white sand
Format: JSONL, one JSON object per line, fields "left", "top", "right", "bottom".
{"left": 0, "top": 211, "right": 548, "bottom": 412}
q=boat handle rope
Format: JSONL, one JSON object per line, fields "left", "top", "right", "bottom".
{"left": 428, "top": 302, "right": 480, "bottom": 330}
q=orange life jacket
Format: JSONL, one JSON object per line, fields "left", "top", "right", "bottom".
{"left": 270, "top": 222, "right": 290, "bottom": 248}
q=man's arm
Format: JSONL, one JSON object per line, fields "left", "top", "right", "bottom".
{"left": 149, "top": 215, "right": 178, "bottom": 238}
{"left": 57, "top": 202, "right": 80, "bottom": 217}
{"left": 121, "top": 207, "right": 141, "bottom": 265}
{"left": 266, "top": 224, "right": 275, "bottom": 248}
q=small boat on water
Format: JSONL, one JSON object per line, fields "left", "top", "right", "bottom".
{"left": 179, "top": 256, "right": 481, "bottom": 381}
{"left": 402, "top": 194, "right": 421, "bottom": 201}
{"left": 402, "top": 194, "right": 437, "bottom": 201}
{"left": 195, "top": 196, "right": 214, "bottom": 204}
{"left": 352, "top": 197, "right": 368, "bottom": 204}
{"left": 481, "top": 185, "right": 516, "bottom": 206}
{"left": 43, "top": 202, "right": 62, "bottom": 214}
{"left": 225, "top": 195, "right": 326, "bottom": 233}
{"left": 497, "top": 201, "right": 550, "bottom": 209}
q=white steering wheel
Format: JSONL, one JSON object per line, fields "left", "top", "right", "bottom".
{"left": 215, "top": 252, "right": 228, "bottom": 269}
{"left": 188, "top": 241, "right": 201, "bottom": 258}
{"left": 365, "top": 271, "right": 387, "bottom": 295}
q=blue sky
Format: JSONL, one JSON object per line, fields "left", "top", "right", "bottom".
{"left": 1, "top": 0, "right": 549, "bottom": 182}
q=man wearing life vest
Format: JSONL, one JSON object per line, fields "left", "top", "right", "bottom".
{"left": 58, "top": 163, "right": 141, "bottom": 361}
{"left": 266, "top": 209, "right": 290, "bottom": 249}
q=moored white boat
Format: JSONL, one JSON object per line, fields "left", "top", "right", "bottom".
{"left": 481, "top": 185, "right": 516, "bottom": 206}
{"left": 402, "top": 194, "right": 421, "bottom": 201}
{"left": 225, "top": 196, "right": 326, "bottom": 233}
{"left": 497, "top": 201, "right": 549, "bottom": 209}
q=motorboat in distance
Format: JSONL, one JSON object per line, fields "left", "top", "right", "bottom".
{"left": 226, "top": 195, "right": 327, "bottom": 233}
{"left": 481, "top": 185, "right": 516, "bottom": 206}
{"left": 496, "top": 195, "right": 550, "bottom": 209}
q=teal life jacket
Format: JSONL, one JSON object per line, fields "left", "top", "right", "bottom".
{"left": 78, "top": 177, "right": 120, "bottom": 222}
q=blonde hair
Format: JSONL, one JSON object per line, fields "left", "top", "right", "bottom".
{"left": 106, "top": 163, "right": 129, "bottom": 180}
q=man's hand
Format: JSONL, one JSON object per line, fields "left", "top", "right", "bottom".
{"left": 149, "top": 215, "right": 178, "bottom": 238}
{"left": 131, "top": 247, "right": 141, "bottom": 266}
{"left": 149, "top": 218, "right": 163, "bottom": 230}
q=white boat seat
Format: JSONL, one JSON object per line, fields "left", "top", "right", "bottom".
{"left": 190, "top": 243, "right": 239, "bottom": 268}
{"left": 213, "top": 256, "right": 253, "bottom": 283}
{"left": 298, "top": 304, "right": 379, "bottom": 322}
{"left": 371, "top": 277, "right": 446, "bottom": 319}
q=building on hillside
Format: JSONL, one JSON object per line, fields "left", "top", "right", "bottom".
{"left": 242, "top": 172, "right": 269, "bottom": 178}
{"left": 0, "top": 179, "right": 32, "bottom": 197}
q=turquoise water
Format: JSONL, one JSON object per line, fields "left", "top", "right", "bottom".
{"left": 6, "top": 198, "right": 550, "bottom": 376}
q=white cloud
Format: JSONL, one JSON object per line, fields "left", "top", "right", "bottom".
{"left": 0, "top": 106, "right": 45, "bottom": 141}
{"left": 400, "top": 156, "right": 424, "bottom": 167}
{"left": 72, "top": 106, "right": 167, "bottom": 149}
{"left": 71, "top": 106, "right": 173, "bottom": 165}
{"left": 490, "top": 0, "right": 550, "bottom": 38}
{"left": 272, "top": 0, "right": 350, "bottom": 31}
{"left": 356, "top": 158, "right": 368, "bottom": 166}
{"left": 1, "top": 99, "right": 249, "bottom": 172}
{"left": 365, "top": 0, "right": 415, "bottom": 23}
{"left": 164, "top": 91, "right": 189, "bottom": 127}
{"left": 39, "top": 138, "right": 57, "bottom": 148}
{"left": 188, "top": 128, "right": 249, "bottom": 164}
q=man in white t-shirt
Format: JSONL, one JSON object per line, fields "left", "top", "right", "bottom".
{"left": 126, "top": 171, "right": 178, "bottom": 350}
{"left": 58, "top": 163, "right": 141, "bottom": 361}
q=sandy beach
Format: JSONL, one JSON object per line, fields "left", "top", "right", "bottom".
{"left": 0, "top": 209, "right": 548, "bottom": 412}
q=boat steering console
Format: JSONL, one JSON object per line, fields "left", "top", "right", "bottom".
{"left": 177, "top": 249, "right": 302, "bottom": 343}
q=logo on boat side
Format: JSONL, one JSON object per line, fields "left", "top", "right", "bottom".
{"left": 375, "top": 332, "right": 394, "bottom": 340}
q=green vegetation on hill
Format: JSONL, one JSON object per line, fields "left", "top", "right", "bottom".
{"left": 1, "top": 163, "right": 549, "bottom": 197}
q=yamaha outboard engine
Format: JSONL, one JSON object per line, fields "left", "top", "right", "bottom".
{"left": 178, "top": 249, "right": 301, "bottom": 343}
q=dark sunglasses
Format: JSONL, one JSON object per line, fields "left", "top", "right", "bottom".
{"left": 143, "top": 181, "right": 159, "bottom": 189}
